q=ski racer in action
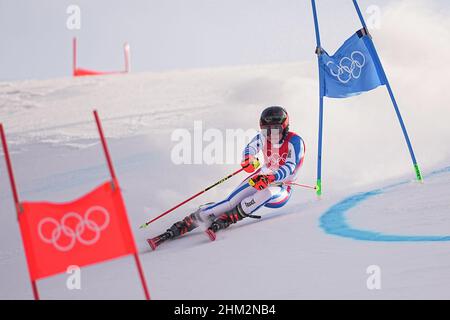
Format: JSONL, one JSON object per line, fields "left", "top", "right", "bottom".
{"left": 148, "top": 106, "right": 305, "bottom": 249}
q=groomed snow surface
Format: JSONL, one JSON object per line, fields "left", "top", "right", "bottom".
{"left": 1, "top": 60, "right": 449, "bottom": 299}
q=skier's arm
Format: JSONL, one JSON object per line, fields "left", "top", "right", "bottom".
{"left": 241, "top": 133, "right": 263, "bottom": 173}
{"left": 273, "top": 135, "right": 305, "bottom": 183}
{"left": 243, "top": 133, "right": 263, "bottom": 157}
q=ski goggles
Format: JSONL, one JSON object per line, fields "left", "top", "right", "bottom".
{"left": 260, "top": 125, "right": 284, "bottom": 137}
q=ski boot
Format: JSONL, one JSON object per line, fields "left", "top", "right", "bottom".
{"left": 147, "top": 203, "right": 214, "bottom": 250}
{"left": 206, "top": 203, "right": 254, "bottom": 241}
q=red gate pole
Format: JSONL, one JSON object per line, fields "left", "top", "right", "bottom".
{"left": 93, "top": 110, "right": 151, "bottom": 300}
{"left": 133, "top": 253, "right": 151, "bottom": 300}
{"left": 93, "top": 110, "right": 117, "bottom": 182}
{"left": 124, "top": 43, "right": 131, "bottom": 73}
{"left": 0, "top": 124, "right": 40, "bottom": 300}
{"left": 73, "top": 37, "right": 77, "bottom": 76}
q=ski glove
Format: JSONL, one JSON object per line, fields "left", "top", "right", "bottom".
{"left": 241, "top": 155, "right": 260, "bottom": 173}
{"left": 248, "top": 174, "right": 275, "bottom": 191}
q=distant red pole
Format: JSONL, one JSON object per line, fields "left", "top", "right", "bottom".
{"left": 73, "top": 37, "right": 77, "bottom": 76}
{"left": 0, "top": 124, "right": 40, "bottom": 300}
{"left": 93, "top": 111, "right": 151, "bottom": 300}
{"left": 124, "top": 43, "right": 130, "bottom": 73}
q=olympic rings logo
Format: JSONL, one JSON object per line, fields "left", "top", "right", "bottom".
{"left": 326, "top": 51, "right": 366, "bottom": 84}
{"left": 267, "top": 152, "right": 288, "bottom": 169}
{"left": 37, "top": 206, "right": 110, "bottom": 252}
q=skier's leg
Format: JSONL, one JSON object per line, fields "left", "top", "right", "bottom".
{"left": 264, "top": 185, "right": 292, "bottom": 209}
{"left": 240, "top": 185, "right": 291, "bottom": 214}
{"left": 198, "top": 168, "right": 264, "bottom": 220}
{"left": 164, "top": 177, "right": 257, "bottom": 238}
{"left": 199, "top": 179, "right": 257, "bottom": 219}
{"left": 165, "top": 204, "right": 211, "bottom": 238}
{"left": 209, "top": 184, "right": 292, "bottom": 232}
{"left": 148, "top": 203, "right": 214, "bottom": 249}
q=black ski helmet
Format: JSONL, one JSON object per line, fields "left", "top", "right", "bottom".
{"left": 260, "top": 106, "right": 289, "bottom": 141}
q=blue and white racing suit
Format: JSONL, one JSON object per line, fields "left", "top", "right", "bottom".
{"left": 199, "top": 131, "right": 305, "bottom": 220}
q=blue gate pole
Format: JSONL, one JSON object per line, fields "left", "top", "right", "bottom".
{"left": 311, "top": 0, "right": 325, "bottom": 195}
{"left": 352, "top": 0, "right": 423, "bottom": 182}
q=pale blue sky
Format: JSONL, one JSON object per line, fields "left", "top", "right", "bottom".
{"left": 0, "top": 0, "right": 447, "bottom": 81}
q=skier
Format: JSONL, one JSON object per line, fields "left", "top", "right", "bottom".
{"left": 148, "top": 106, "right": 305, "bottom": 249}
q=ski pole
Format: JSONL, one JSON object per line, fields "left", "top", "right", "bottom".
{"left": 285, "top": 182, "right": 317, "bottom": 190}
{"left": 139, "top": 167, "right": 247, "bottom": 229}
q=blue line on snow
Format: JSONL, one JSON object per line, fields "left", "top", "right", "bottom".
{"left": 319, "top": 166, "right": 450, "bottom": 242}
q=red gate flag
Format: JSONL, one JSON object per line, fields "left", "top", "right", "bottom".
{"left": 72, "top": 37, "right": 130, "bottom": 77}
{"left": 1, "top": 112, "right": 150, "bottom": 299}
{"left": 19, "top": 179, "right": 136, "bottom": 281}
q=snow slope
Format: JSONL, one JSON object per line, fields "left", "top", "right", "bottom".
{"left": 1, "top": 1, "right": 450, "bottom": 299}
{"left": 1, "top": 64, "right": 449, "bottom": 299}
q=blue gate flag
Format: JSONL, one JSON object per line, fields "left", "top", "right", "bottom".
{"left": 319, "top": 29, "right": 387, "bottom": 98}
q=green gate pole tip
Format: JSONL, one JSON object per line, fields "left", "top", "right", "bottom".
{"left": 316, "top": 179, "right": 322, "bottom": 196}
{"left": 414, "top": 163, "right": 423, "bottom": 182}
